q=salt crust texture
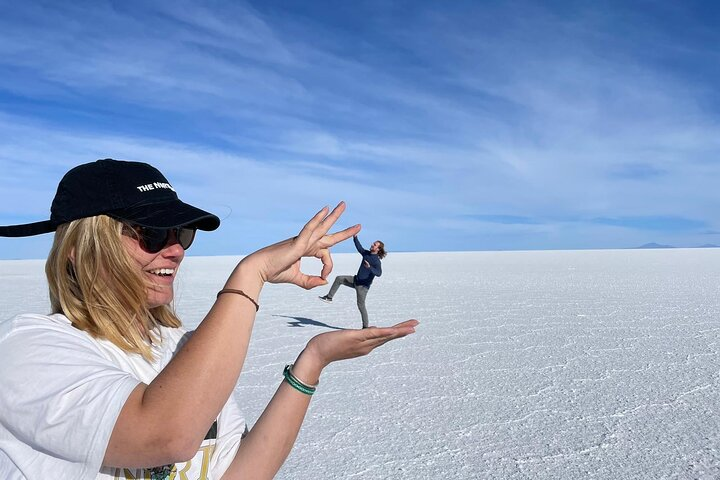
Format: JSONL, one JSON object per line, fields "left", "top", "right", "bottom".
{"left": 2, "top": 248, "right": 719, "bottom": 479}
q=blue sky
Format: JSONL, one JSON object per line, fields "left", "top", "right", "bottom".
{"left": 1, "top": 0, "right": 719, "bottom": 259}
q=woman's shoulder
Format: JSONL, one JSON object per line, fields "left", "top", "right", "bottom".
{"left": 0, "top": 313, "right": 102, "bottom": 371}
{"left": 0, "top": 312, "right": 73, "bottom": 338}
{"left": 0, "top": 313, "right": 103, "bottom": 356}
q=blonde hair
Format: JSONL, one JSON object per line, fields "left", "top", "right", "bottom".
{"left": 45, "top": 215, "right": 181, "bottom": 361}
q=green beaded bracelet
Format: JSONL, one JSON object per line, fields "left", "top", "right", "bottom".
{"left": 283, "top": 364, "right": 317, "bottom": 396}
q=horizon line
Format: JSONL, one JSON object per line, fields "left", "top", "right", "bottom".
{"left": 2, "top": 244, "right": 718, "bottom": 262}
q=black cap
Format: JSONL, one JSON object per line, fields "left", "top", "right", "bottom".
{"left": 0, "top": 159, "right": 220, "bottom": 237}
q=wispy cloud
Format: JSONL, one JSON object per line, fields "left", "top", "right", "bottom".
{"left": 463, "top": 215, "right": 542, "bottom": 225}
{"left": 590, "top": 216, "right": 706, "bottom": 232}
{"left": 1, "top": 1, "right": 719, "bottom": 257}
{"left": 608, "top": 163, "right": 668, "bottom": 181}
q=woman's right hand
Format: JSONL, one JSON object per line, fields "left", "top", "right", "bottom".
{"left": 242, "top": 202, "right": 360, "bottom": 290}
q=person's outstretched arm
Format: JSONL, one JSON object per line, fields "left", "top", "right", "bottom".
{"left": 353, "top": 234, "right": 367, "bottom": 254}
{"left": 222, "top": 320, "right": 418, "bottom": 479}
{"left": 104, "top": 203, "right": 359, "bottom": 469}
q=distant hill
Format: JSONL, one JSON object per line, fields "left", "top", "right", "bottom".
{"left": 636, "top": 243, "right": 674, "bottom": 249}
{"left": 634, "top": 243, "right": 719, "bottom": 249}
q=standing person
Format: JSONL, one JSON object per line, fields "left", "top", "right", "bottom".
{"left": 0, "top": 158, "right": 417, "bottom": 480}
{"left": 319, "top": 235, "right": 386, "bottom": 328}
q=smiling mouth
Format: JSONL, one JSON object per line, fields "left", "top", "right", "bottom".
{"left": 148, "top": 268, "right": 175, "bottom": 277}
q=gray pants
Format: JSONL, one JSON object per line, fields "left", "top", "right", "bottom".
{"left": 327, "top": 275, "right": 370, "bottom": 328}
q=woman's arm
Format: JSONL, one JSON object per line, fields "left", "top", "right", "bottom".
{"left": 221, "top": 320, "right": 419, "bottom": 480}
{"left": 104, "top": 203, "right": 360, "bottom": 468}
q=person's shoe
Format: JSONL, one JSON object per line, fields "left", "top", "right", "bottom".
{"left": 318, "top": 295, "right": 332, "bottom": 303}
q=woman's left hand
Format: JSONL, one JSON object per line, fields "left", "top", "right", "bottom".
{"left": 299, "top": 319, "right": 420, "bottom": 372}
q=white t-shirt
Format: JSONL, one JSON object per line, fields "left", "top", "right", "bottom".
{"left": 0, "top": 313, "right": 246, "bottom": 480}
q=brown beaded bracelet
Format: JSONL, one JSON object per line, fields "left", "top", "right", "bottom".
{"left": 216, "top": 288, "right": 260, "bottom": 311}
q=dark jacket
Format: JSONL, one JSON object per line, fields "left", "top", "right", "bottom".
{"left": 353, "top": 236, "right": 382, "bottom": 287}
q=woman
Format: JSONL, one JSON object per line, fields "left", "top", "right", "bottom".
{"left": 0, "top": 159, "right": 418, "bottom": 479}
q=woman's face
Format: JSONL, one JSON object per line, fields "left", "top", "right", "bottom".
{"left": 121, "top": 229, "right": 185, "bottom": 308}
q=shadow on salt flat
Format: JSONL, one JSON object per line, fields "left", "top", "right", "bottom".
{"left": 273, "top": 314, "right": 346, "bottom": 330}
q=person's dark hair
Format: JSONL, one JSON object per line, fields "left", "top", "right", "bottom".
{"left": 376, "top": 240, "right": 387, "bottom": 259}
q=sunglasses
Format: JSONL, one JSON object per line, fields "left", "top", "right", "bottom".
{"left": 124, "top": 224, "right": 197, "bottom": 253}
